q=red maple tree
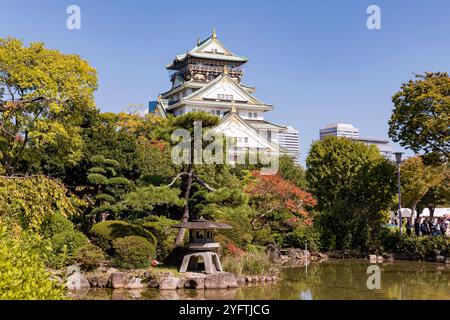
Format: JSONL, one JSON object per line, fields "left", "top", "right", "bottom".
{"left": 245, "top": 171, "right": 317, "bottom": 228}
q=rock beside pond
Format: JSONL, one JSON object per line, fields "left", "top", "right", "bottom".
{"left": 204, "top": 272, "right": 237, "bottom": 289}
{"left": 266, "top": 244, "right": 283, "bottom": 263}
{"left": 235, "top": 275, "right": 245, "bottom": 286}
{"left": 287, "top": 248, "right": 310, "bottom": 261}
{"left": 87, "top": 274, "right": 109, "bottom": 288}
{"left": 66, "top": 265, "right": 90, "bottom": 290}
{"left": 126, "top": 277, "right": 146, "bottom": 289}
{"left": 108, "top": 272, "right": 130, "bottom": 289}
{"left": 183, "top": 273, "right": 205, "bottom": 289}
{"left": 159, "top": 276, "right": 180, "bottom": 290}
{"left": 147, "top": 278, "right": 159, "bottom": 288}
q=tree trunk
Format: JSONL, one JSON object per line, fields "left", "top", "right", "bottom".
{"left": 429, "top": 205, "right": 435, "bottom": 218}
{"left": 175, "top": 164, "right": 193, "bottom": 246}
{"left": 410, "top": 203, "right": 417, "bottom": 227}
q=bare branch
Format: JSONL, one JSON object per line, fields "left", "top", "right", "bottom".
{"left": 192, "top": 173, "right": 216, "bottom": 192}
{"left": 167, "top": 172, "right": 190, "bottom": 188}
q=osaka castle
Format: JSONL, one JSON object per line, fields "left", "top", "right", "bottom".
{"left": 149, "top": 29, "right": 300, "bottom": 163}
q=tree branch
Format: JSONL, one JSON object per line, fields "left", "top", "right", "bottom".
{"left": 167, "top": 172, "right": 190, "bottom": 188}
{"left": 192, "top": 173, "right": 216, "bottom": 192}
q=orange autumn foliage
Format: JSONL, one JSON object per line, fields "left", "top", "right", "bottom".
{"left": 245, "top": 171, "right": 317, "bottom": 225}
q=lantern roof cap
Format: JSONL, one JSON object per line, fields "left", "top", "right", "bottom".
{"left": 171, "top": 216, "right": 232, "bottom": 230}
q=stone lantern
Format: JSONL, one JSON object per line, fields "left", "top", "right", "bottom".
{"left": 172, "top": 216, "right": 232, "bottom": 274}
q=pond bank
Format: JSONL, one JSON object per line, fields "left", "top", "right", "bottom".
{"left": 69, "top": 259, "right": 450, "bottom": 300}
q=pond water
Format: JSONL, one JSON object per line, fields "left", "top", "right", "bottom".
{"left": 73, "top": 260, "right": 450, "bottom": 300}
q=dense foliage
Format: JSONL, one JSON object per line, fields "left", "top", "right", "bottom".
{"left": 1, "top": 37, "right": 448, "bottom": 301}
{"left": 0, "top": 37, "right": 97, "bottom": 175}
{"left": 89, "top": 220, "right": 156, "bottom": 254}
{"left": 40, "top": 214, "right": 89, "bottom": 268}
{"left": 112, "top": 235, "right": 156, "bottom": 268}
{"left": 388, "top": 72, "right": 450, "bottom": 162}
{"left": 0, "top": 175, "right": 85, "bottom": 233}
{"left": 306, "top": 136, "right": 397, "bottom": 252}
{"left": 0, "top": 227, "right": 65, "bottom": 300}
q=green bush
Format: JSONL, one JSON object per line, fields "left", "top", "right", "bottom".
{"left": 89, "top": 220, "right": 156, "bottom": 254}
{"left": 381, "top": 232, "right": 449, "bottom": 259}
{"left": 0, "top": 227, "right": 65, "bottom": 300}
{"left": 41, "top": 214, "right": 89, "bottom": 268}
{"left": 112, "top": 236, "right": 155, "bottom": 268}
{"left": 75, "top": 244, "right": 106, "bottom": 271}
{"left": 142, "top": 216, "right": 178, "bottom": 260}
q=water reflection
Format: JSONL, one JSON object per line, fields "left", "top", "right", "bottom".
{"left": 76, "top": 260, "right": 450, "bottom": 300}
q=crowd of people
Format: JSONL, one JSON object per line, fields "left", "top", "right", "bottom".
{"left": 389, "top": 215, "right": 449, "bottom": 237}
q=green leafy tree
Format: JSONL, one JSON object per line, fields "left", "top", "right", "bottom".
{"left": 400, "top": 158, "right": 448, "bottom": 220}
{"left": 156, "top": 111, "right": 220, "bottom": 246}
{"left": 123, "top": 185, "right": 185, "bottom": 220}
{"left": 389, "top": 72, "right": 450, "bottom": 162}
{"left": 87, "top": 155, "right": 131, "bottom": 223}
{"left": 0, "top": 37, "right": 97, "bottom": 175}
{"left": 278, "top": 154, "right": 306, "bottom": 188}
{"left": 306, "top": 136, "right": 397, "bottom": 252}
{"left": 0, "top": 175, "right": 85, "bottom": 233}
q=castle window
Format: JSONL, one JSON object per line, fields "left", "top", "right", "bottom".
{"left": 217, "top": 94, "right": 234, "bottom": 101}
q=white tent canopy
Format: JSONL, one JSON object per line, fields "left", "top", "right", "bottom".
{"left": 421, "top": 208, "right": 450, "bottom": 218}
{"left": 390, "top": 208, "right": 450, "bottom": 218}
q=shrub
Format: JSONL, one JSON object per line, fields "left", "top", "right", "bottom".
{"left": 41, "top": 214, "right": 89, "bottom": 268}
{"left": 89, "top": 220, "right": 156, "bottom": 254}
{"left": 221, "top": 255, "right": 243, "bottom": 275}
{"left": 241, "top": 253, "right": 273, "bottom": 275}
{"left": 75, "top": 244, "right": 106, "bottom": 271}
{"left": 0, "top": 227, "right": 65, "bottom": 300}
{"left": 142, "top": 216, "right": 179, "bottom": 260}
{"left": 112, "top": 236, "right": 155, "bottom": 269}
{"left": 381, "top": 232, "right": 449, "bottom": 259}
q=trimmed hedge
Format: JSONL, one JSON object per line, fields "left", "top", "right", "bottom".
{"left": 382, "top": 232, "right": 449, "bottom": 260}
{"left": 112, "top": 236, "right": 155, "bottom": 268}
{"left": 89, "top": 220, "right": 156, "bottom": 254}
{"left": 75, "top": 244, "right": 106, "bottom": 271}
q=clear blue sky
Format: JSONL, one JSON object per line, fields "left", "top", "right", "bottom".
{"left": 1, "top": 0, "right": 449, "bottom": 164}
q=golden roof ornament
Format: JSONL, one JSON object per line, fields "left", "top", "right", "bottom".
{"left": 197, "top": 37, "right": 200, "bottom": 46}
{"left": 157, "top": 95, "right": 162, "bottom": 102}
{"left": 231, "top": 104, "right": 237, "bottom": 113}
{"left": 212, "top": 28, "right": 217, "bottom": 39}
{"left": 223, "top": 65, "right": 228, "bottom": 74}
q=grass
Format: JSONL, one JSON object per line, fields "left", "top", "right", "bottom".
{"left": 150, "top": 265, "right": 180, "bottom": 276}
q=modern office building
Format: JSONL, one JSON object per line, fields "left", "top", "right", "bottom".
{"left": 320, "top": 123, "right": 359, "bottom": 140}
{"left": 278, "top": 126, "right": 300, "bottom": 164}
{"left": 319, "top": 123, "right": 393, "bottom": 158}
